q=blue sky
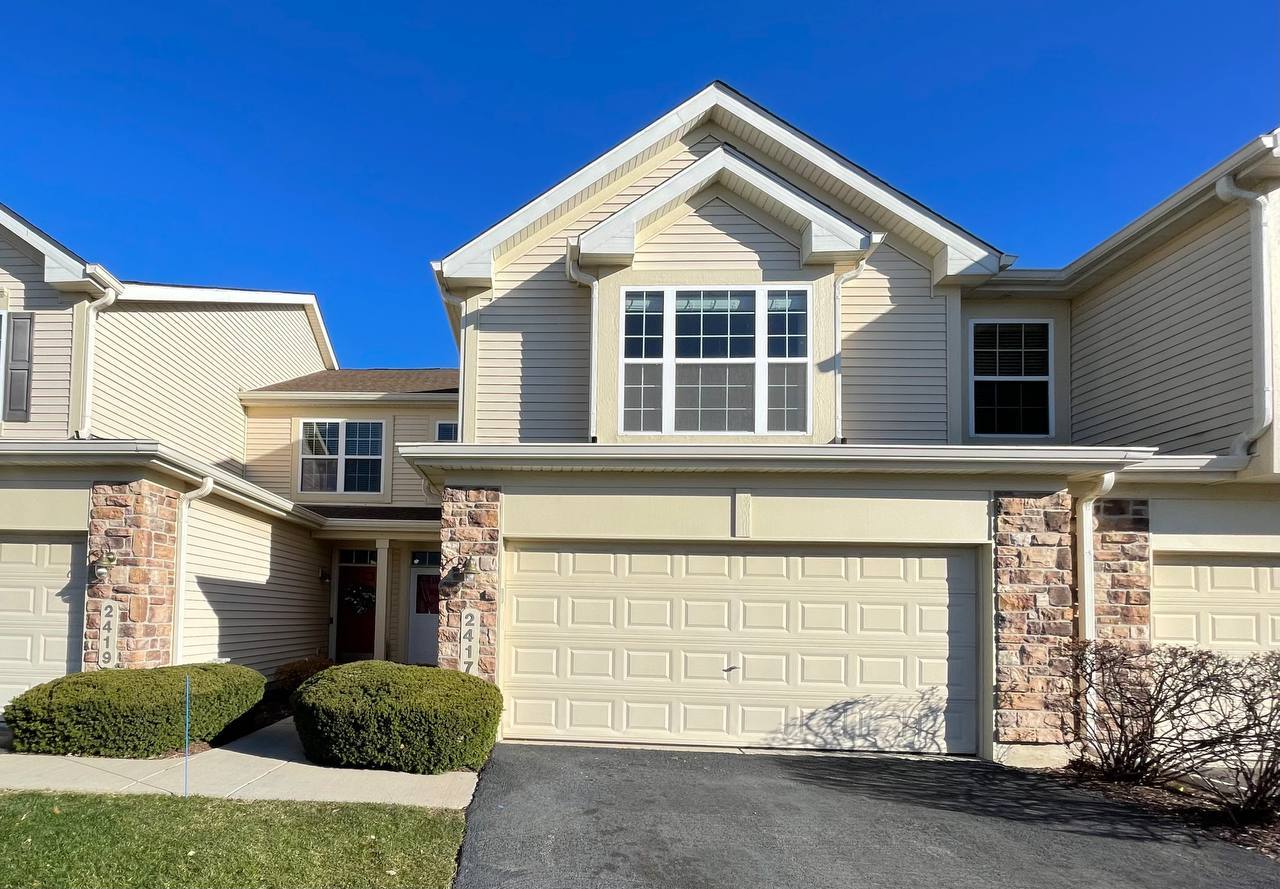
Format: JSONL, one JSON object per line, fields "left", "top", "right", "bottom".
{"left": 2, "top": 2, "right": 1275, "bottom": 369}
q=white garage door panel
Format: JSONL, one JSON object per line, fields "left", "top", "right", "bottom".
{"left": 1153, "top": 555, "right": 1280, "bottom": 651}
{"left": 0, "top": 536, "right": 86, "bottom": 711}
{"left": 502, "top": 545, "right": 976, "bottom": 753}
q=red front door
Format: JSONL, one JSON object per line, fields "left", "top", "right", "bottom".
{"left": 335, "top": 563, "right": 377, "bottom": 662}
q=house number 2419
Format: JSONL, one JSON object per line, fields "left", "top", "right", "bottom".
{"left": 459, "top": 608, "right": 481, "bottom": 675}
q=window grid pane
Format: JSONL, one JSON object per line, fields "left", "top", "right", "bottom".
{"left": 973, "top": 322, "right": 1051, "bottom": 435}
{"left": 675, "top": 290, "right": 755, "bottom": 359}
{"left": 343, "top": 458, "right": 382, "bottom": 492}
{"left": 301, "top": 458, "right": 338, "bottom": 492}
{"left": 674, "top": 364, "right": 754, "bottom": 432}
{"left": 624, "top": 292, "right": 664, "bottom": 359}
{"left": 302, "top": 422, "right": 339, "bottom": 456}
{"left": 623, "top": 364, "right": 662, "bottom": 432}
{"left": 767, "top": 291, "right": 807, "bottom": 358}
{"left": 767, "top": 363, "right": 807, "bottom": 432}
{"left": 344, "top": 421, "right": 383, "bottom": 456}
{"left": 436, "top": 422, "right": 459, "bottom": 442}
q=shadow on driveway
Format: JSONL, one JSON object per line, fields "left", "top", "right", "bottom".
{"left": 456, "top": 743, "right": 1279, "bottom": 889}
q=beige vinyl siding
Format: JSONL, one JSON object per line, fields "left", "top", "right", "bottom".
{"left": 0, "top": 235, "right": 75, "bottom": 439}
{"left": 632, "top": 198, "right": 799, "bottom": 271}
{"left": 391, "top": 412, "right": 445, "bottom": 504}
{"left": 244, "top": 415, "right": 292, "bottom": 496}
{"left": 181, "top": 495, "right": 329, "bottom": 676}
{"left": 1072, "top": 205, "right": 1253, "bottom": 454}
{"left": 841, "top": 246, "right": 947, "bottom": 442}
{"left": 93, "top": 304, "right": 327, "bottom": 473}
{"left": 476, "top": 135, "right": 722, "bottom": 443}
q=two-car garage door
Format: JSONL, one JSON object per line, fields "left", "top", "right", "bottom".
{"left": 500, "top": 543, "right": 977, "bottom": 753}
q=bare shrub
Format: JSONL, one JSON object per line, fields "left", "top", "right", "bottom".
{"left": 1067, "top": 641, "right": 1238, "bottom": 785}
{"left": 1192, "top": 651, "right": 1280, "bottom": 824}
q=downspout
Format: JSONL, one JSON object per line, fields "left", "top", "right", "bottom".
{"left": 172, "top": 476, "right": 215, "bottom": 664}
{"left": 566, "top": 237, "right": 599, "bottom": 442}
{"left": 74, "top": 273, "right": 121, "bottom": 440}
{"left": 831, "top": 233, "right": 886, "bottom": 443}
{"left": 1074, "top": 471, "right": 1116, "bottom": 641}
{"left": 436, "top": 276, "right": 468, "bottom": 442}
{"left": 1215, "top": 175, "right": 1273, "bottom": 457}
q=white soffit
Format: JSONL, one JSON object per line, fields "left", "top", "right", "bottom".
{"left": 578, "top": 145, "right": 870, "bottom": 266}
{"left": 436, "top": 82, "right": 1002, "bottom": 287}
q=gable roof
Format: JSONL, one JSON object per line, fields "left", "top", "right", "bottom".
{"left": 577, "top": 144, "right": 872, "bottom": 266}
{"left": 120, "top": 281, "right": 339, "bottom": 369}
{"left": 436, "top": 81, "right": 1005, "bottom": 290}
{"left": 249, "top": 368, "right": 458, "bottom": 395}
{"left": 0, "top": 200, "right": 122, "bottom": 294}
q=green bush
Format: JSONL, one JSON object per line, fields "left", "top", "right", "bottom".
{"left": 5, "top": 663, "right": 266, "bottom": 758}
{"left": 273, "top": 655, "right": 334, "bottom": 698}
{"left": 292, "top": 662, "right": 503, "bottom": 774}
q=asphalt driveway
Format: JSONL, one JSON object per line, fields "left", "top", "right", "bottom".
{"left": 456, "top": 743, "right": 1279, "bottom": 889}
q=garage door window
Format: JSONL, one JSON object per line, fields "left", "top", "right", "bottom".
{"left": 621, "top": 287, "right": 810, "bottom": 435}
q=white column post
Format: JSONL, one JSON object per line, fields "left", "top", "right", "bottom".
{"left": 373, "top": 538, "right": 390, "bottom": 660}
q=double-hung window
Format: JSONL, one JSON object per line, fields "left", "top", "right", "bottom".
{"left": 971, "top": 321, "right": 1052, "bottom": 436}
{"left": 621, "top": 286, "right": 810, "bottom": 434}
{"left": 300, "top": 420, "right": 384, "bottom": 493}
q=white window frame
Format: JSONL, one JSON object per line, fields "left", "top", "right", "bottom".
{"left": 435, "top": 420, "right": 459, "bottom": 442}
{"left": 968, "top": 318, "right": 1055, "bottom": 439}
{"left": 299, "top": 418, "right": 387, "bottom": 494}
{"left": 618, "top": 285, "right": 813, "bottom": 436}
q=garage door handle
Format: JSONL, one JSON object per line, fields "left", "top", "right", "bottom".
{"left": 723, "top": 665, "right": 738, "bottom": 673}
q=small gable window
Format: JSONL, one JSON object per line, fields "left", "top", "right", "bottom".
{"left": 621, "top": 286, "right": 810, "bottom": 435}
{"left": 300, "top": 420, "right": 384, "bottom": 493}
{"left": 971, "top": 321, "right": 1052, "bottom": 437}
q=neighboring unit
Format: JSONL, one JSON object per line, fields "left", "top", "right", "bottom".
{"left": 405, "top": 82, "right": 1280, "bottom": 765}
{"left": 0, "top": 206, "right": 458, "bottom": 709}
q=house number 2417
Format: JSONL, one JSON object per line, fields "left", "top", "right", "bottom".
{"left": 459, "top": 608, "right": 481, "bottom": 675}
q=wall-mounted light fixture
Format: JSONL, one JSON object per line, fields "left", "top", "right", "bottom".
{"left": 318, "top": 567, "right": 331, "bottom": 586}
{"left": 90, "top": 550, "right": 117, "bottom": 583}
{"left": 442, "top": 554, "right": 478, "bottom": 588}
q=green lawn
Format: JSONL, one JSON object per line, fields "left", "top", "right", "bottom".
{"left": 0, "top": 791, "right": 465, "bottom": 889}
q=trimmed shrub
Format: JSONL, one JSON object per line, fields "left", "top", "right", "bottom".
{"left": 4, "top": 663, "right": 266, "bottom": 758}
{"left": 273, "top": 655, "right": 334, "bottom": 697}
{"left": 292, "top": 661, "right": 502, "bottom": 774}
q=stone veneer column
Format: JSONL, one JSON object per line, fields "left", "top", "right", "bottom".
{"left": 438, "top": 486, "right": 501, "bottom": 682}
{"left": 84, "top": 481, "right": 181, "bottom": 670}
{"left": 1093, "top": 499, "right": 1152, "bottom": 642}
{"left": 993, "top": 492, "right": 1076, "bottom": 745}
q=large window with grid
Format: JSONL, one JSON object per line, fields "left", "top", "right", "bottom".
{"left": 620, "top": 287, "right": 810, "bottom": 434}
{"left": 970, "top": 321, "right": 1052, "bottom": 436}
{"left": 300, "top": 420, "right": 385, "bottom": 493}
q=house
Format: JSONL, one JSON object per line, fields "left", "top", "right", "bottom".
{"left": 0, "top": 207, "right": 458, "bottom": 710}
{"left": 402, "top": 82, "right": 1280, "bottom": 766}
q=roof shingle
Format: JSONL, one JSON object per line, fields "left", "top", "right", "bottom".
{"left": 253, "top": 369, "right": 458, "bottom": 394}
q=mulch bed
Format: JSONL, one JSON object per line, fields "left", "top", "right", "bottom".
{"left": 1049, "top": 765, "right": 1280, "bottom": 861}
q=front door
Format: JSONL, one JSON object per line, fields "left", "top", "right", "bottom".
{"left": 335, "top": 549, "right": 378, "bottom": 662}
{"left": 408, "top": 551, "right": 441, "bottom": 665}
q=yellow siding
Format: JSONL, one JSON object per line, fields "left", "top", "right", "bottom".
{"left": 181, "top": 495, "right": 329, "bottom": 676}
{"left": 476, "top": 135, "right": 722, "bottom": 442}
{"left": 1072, "top": 205, "right": 1253, "bottom": 454}
{"left": 841, "top": 246, "right": 946, "bottom": 442}
{"left": 0, "top": 234, "right": 75, "bottom": 439}
{"left": 632, "top": 198, "right": 799, "bottom": 271}
{"left": 93, "top": 304, "right": 327, "bottom": 473}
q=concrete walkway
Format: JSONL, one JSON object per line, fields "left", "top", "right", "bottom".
{"left": 0, "top": 718, "right": 475, "bottom": 809}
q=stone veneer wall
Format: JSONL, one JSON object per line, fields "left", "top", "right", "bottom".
{"left": 438, "top": 486, "right": 501, "bottom": 682}
{"left": 993, "top": 492, "right": 1075, "bottom": 745}
{"left": 84, "top": 481, "right": 181, "bottom": 670}
{"left": 1093, "top": 499, "right": 1152, "bottom": 642}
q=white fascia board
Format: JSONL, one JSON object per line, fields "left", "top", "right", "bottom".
{"left": 436, "top": 82, "right": 1000, "bottom": 287}
{"left": 578, "top": 145, "right": 869, "bottom": 266}
{"left": 398, "top": 442, "right": 1157, "bottom": 478}
{"left": 121, "top": 282, "right": 339, "bottom": 370}
{"left": 0, "top": 204, "right": 87, "bottom": 285}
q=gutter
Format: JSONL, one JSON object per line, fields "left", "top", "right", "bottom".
{"left": 1070, "top": 471, "right": 1116, "bottom": 641}
{"left": 1215, "top": 174, "right": 1275, "bottom": 457}
{"left": 566, "top": 237, "right": 599, "bottom": 442}
{"left": 831, "top": 233, "right": 886, "bottom": 443}
{"left": 74, "top": 265, "right": 122, "bottom": 440}
{"left": 172, "top": 476, "right": 214, "bottom": 663}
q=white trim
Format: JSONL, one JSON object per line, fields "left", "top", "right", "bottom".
{"left": 435, "top": 420, "right": 459, "bottom": 442}
{"left": 967, "top": 318, "right": 1055, "bottom": 440}
{"left": 299, "top": 418, "right": 388, "bottom": 495}
{"left": 437, "top": 82, "right": 999, "bottom": 286}
{"left": 619, "top": 285, "right": 813, "bottom": 436}
{"left": 0, "top": 309, "right": 8, "bottom": 419}
{"left": 172, "top": 476, "right": 215, "bottom": 664}
{"left": 578, "top": 145, "right": 870, "bottom": 266}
